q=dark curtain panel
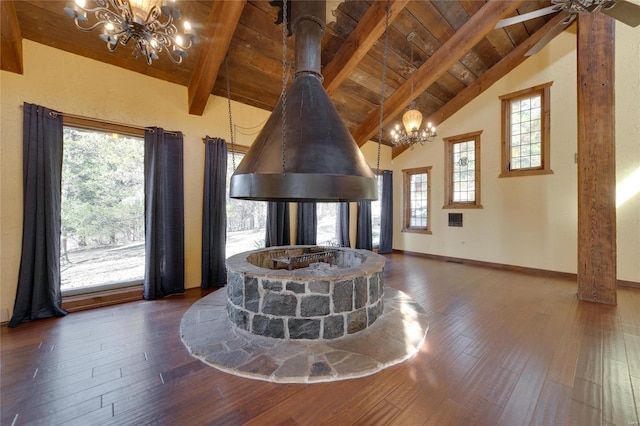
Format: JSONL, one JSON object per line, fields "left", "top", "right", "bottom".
{"left": 356, "top": 201, "right": 373, "bottom": 250}
{"left": 143, "top": 128, "right": 185, "bottom": 299}
{"left": 9, "top": 103, "right": 67, "bottom": 327}
{"left": 265, "top": 202, "right": 290, "bottom": 247}
{"left": 201, "top": 137, "right": 227, "bottom": 289}
{"left": 296, "top": 202, "right": 317, "bottom": 245}
{"left": 338, "top": 202, "right": 350, "bottom": 247}
{"left": 378, "top": 170, "right": 394, "bottom": 254}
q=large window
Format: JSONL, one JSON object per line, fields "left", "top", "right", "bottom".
{"left": 316, "top": 203, "right": 339, "bottom": 245}
{"left": 444, "top": 131, "right": 482, "bottom": 209}
{"left": 61, "top": 119, "right": 145, "bottom": 294}
{"left": 499, "top": 82, "right": 553, "bottom": 177}
{"left": 371, "top": 173, "right": 383, "bottom": 247}
{"left": 226, "top": 148, "right": 267, "bottom": 257}
{"left": 402, "top": 167, "right": 431, "bottom": 234}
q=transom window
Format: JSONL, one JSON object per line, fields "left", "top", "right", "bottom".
{"left": 444, "top": 130, "right": 482, "bottom": 209}
{"left": 499, "top": 82, "right": 553, "bottom": 177}
{"left": 402, "top": 167, "right": 431, "bottom": 234}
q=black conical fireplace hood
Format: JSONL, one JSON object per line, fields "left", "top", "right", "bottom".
{"left": 229, "top": 0, "right": 377, "bottom": 202}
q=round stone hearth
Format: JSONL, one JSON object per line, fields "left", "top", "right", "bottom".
{"left": 226, "top": 246, "right": 386, "bottom": 340}
{"left": 180, "top": 287, "right": 429, "bottom": 383}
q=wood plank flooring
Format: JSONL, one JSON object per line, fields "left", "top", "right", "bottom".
{"left": 2, "top": 253, "right": 639, "bottom": 425}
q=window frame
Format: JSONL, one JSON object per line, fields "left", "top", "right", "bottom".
{"left": 499, "top": 82, "right": 553, "bottom": 178}
{"left": 64, "top": 115, "right": 144, "bottom": 138}
{"left": 225, "top": 142, "right": 249, "bottom": 155}
{"left": 223, "top": 143, "right": 268, "bottom": 257}
{"left": 443, "top": 130, "right": 483, "bottom": 209}
{"left": 316, "top": 202, "right": 340, "bottom": 246}
{"left": 402, "top": 166, "right": 432, "bottom": 234}
{"left": 371, "top": 172, "right": 384, "bottom": 248}
{"left": 61, "top": 116, "right": 145, "bottom": 296}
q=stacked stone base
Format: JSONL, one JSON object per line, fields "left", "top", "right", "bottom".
{"left": 226, "top": 246, "right": 386, "bottom": 340}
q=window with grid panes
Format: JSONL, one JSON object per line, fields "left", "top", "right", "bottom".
{"left": 499, "top": 82, "right": 553, "bottom": 177}
{"left": 402, "top": 167, "right": 431, "bottom": 234}
{"left": 444, "top": 130, "right": 482, "bottom": 209}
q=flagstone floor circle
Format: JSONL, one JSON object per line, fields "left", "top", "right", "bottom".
{"left": 180, "top": 287, "right": 429, "bottom": 383}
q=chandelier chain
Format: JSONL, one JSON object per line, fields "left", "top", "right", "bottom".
{"left": 225, "top": 54, "right": 236, "bottom": 171}
{"left": 389, "top": 32, "right": 437, "bottom": 148}
{"left": 409, "top": 41, "right": 415, "bottom": 108}
{"left": 376, "top": 0, "right": 391, "bottom": 176}
{"left": 281, "top": 0, "right": 288, "bottom": 175}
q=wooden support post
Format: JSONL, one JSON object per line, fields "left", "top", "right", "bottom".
{"left": 576, "top": 13, "right": 616, "bottom": 305}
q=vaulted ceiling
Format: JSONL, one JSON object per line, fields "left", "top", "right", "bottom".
{"left": 3, "top": 0, "right": 567, "bottom": 157}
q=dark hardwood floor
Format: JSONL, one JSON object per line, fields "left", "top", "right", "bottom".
{"left": 2, "top": 253, "right": 639, "bottom": 425}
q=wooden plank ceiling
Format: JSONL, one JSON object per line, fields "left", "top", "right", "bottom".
{"left": 8, "top": 0, "right": 558, "bottom": 157}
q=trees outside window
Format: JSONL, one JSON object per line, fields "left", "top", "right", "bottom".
{"left": 226, "top": 149, "right": 267, "bottom": 257}
{"left": 372, "top": 173, "right": 383, "bottom": 247}
{"left": 316, "top": 203, "right": 339, "bottom": 245}
{"left": 61, "top": 121, "right": 145, "bottom": 293}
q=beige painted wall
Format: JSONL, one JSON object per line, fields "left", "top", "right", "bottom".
{"left": 391, "top": 24, "right": 640, "bottom": 283}
{"left": 0, "top": 40, "right": 391, "bottom": 319}
{"left": 614, "top": 22, "right": 640, "bottom": 284}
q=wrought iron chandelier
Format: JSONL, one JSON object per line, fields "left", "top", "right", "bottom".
{"left": 63, "top": 0, "right": 196, "bottom": 65}
{"left": 390, "top": 32, "right": 437, "bottom": 148}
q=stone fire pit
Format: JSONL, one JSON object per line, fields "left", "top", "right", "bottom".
{"left": 226, "top": 246, "right": 385, "bottom": 340}
{"left": 180, "top": 246, "right": 429, "bottom": 383}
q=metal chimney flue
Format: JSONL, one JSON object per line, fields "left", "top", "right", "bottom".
{"left": 229, "top": 0, "right": 377, "bottom": 202}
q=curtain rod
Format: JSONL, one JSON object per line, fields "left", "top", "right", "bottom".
{"left": 201, "top": 137, "right": 249, "bottom": 148}
{"left": 19, "top": 104, "right": 182, "bottom": 136}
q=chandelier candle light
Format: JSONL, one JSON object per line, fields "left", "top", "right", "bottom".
{"left": 63, "top": 0, "right": 195, "bottom": 65}
{"left": 390, "top": 32, "right": 437, "bottom": 148}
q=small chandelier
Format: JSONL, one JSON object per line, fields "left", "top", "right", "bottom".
{"left": 390, "top": 33, "right": 437, "bottom": 148}
{"left": 63, "top": 0, "right": 196, "bottom": 65}
{"left": 390, "top": 105, "right": 437, "bottom": 148}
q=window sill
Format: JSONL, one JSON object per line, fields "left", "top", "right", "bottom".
{"left": 443, "top": 204, "right": 483, "bottom": 209}
{"left": 499, "top": 169, "right": 554, "bottom": 178}
{"left": 62, "top": 284, "right": 143, "bottom": 312}
{"left": 402, "top": 228, "right": 432, "bottom": 235}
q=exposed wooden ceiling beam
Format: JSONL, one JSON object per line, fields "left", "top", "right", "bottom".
{"left": 351, "top": 0, "right": 525, "bottom": 147}
{"left": 392, "top": 12, "right": 567, "bottom": 158}
{"left": 188, "top": 0, "right": 246, "bottom": 116}
{"left": 322, "top": 0, "right": 409, "bottom": 97}
{"left": 1, "top": 0, "right": 23, "bottom": 74}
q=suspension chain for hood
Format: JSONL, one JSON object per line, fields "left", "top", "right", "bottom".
{"left": 225, "top": 54, "right": 236, "bottom": 171}
{"left": 376, "top": 0, "right": 391, "bottom": 176}
{"left": 281, "top": 0, "right": 288, "bottom": 175}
